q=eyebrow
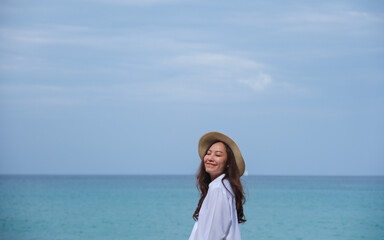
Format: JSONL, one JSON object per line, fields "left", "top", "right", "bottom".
{"left": 208, "top": 150, "right": 224, "bottom": 154}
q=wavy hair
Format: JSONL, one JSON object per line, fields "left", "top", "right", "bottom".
{"left": 192, "top": 141, "right": 246, "bottom": 223}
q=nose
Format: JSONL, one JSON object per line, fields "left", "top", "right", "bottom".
{"left": 206, "top": 154, "right": 214, "bottom": 161}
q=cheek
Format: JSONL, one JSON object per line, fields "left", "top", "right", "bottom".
{"left": 218, "top": 159, "right": 226, "bottom": 168}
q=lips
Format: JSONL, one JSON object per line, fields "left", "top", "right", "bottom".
{"left": 205, "top": 162, "right": 216, "bottom": 166}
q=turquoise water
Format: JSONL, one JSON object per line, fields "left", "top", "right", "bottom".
{"left": 0, "top": 175, "right": 383, "bottom": 240}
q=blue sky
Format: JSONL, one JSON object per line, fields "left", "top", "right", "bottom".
{"left": 0, "top": 0, "right": 383, "bottom": 175}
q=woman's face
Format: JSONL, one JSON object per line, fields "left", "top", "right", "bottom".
{"left": 204, "top": 142, "right": 228, "bottom": 180}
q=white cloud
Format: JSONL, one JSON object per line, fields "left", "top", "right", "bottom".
{"left": 0, "top": 26, "right": 207, "bottom": 54}
{"left": 0, "top": 52, "right": 280, "bottom": 106}
{"left": 0, "top": 27, "right": 106, "bottom": 47}
{"left": 91, "top": 0, "right": 193, "bottom": 6}
{"left": 169, "top": 53, "right": 263, "bottom": 69}
{"left": 280, "top": 9, "right": 383, "bottom": 33}
{"left": 288, "top": 10, "right": 383, "bottom": 24}
{"left": 0, "top": 64, "right": 19, "bottom": 70}
{"left": 237, "top": 72, "right": 272, "bottom": 92}
{"left": 0, "top": 82, "right": 221, "bottom": 106}
{"left": 0, "top": 21, "right": 311, "bottom": 103}
{"left": 165, "top": 52, "right": 273, "bottom": 93}
{"left": 226, "top": 4, "right": 383, "bottom": 35}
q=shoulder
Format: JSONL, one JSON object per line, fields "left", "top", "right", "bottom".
{"left": 208, "top": 178, "right": 234, "bottom": 198}
{"left": 222, "top": 178, "right": 235, "bottom": 197}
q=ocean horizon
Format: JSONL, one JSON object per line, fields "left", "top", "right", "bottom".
{"left": 1, "top": 175, "right": 383, "bottom": 239}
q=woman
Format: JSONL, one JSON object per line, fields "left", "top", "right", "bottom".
{"left": 189, "top": 131, "right": 246, "bottom": 240}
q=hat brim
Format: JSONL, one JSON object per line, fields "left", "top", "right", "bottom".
{"left": 198, "top": 131, "right": 245, "bottom": 176}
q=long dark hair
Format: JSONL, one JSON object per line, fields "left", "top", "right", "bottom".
{"left": 192, "top": 141, "right": 246, "bottom": 223}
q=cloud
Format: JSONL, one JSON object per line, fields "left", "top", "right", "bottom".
{"left": 237, "top": 72, "right": 272, "bottom": 92}
{"left": 0, "top": 20, "right": 312, "bottom": 104}
{"left": 0, "top": 26, "right": 207, "bottom": 54}
{"left": 225, "top": 4, "right": 383, "bottom": 36}
{"left": 283, "top": 9, "right": 383, "bottom": 24}
{"left": 0, "top": 27, "right": 109, "bottom": 47}
{"left": 280, "top": 9, "right": 383, "bottom": 34}
{"left": 92, "top": 0, "right": 189, "bottom": 6}
{"left": 1, "top": 50, "right": 309, "bottom": 106}
{"left": 169, "top": 53, "right": 263, "bottom": 69}
{"left": 1, "top": 17, "right": 311, "bottom": 105}
{"left": 0, "top": 82, "right": 224, "bottom": 106}
{"left": 164, "top": 52, "right": 274, "bottom": 94}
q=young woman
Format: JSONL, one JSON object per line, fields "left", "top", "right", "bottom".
{"left": 189, "top": 131, "right": 246, "bottom": 240}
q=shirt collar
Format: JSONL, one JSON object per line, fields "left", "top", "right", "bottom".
{"left": 209, "top": 173, "right": 225, "bottom": 187}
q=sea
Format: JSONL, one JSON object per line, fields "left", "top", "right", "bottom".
{"left": 0, "top": 175, "right": 383, "bottom": 240}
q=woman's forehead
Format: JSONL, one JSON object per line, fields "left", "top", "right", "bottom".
{"left": 208, "top": 142, "right": 226, "bottom": 151}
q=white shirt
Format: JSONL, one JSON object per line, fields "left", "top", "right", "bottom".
{"left": 189, "top": 174, "right": 241, "bottom": 240}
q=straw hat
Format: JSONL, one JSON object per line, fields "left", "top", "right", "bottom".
{"left": 198, "top": 131, "right": 245, "bottom": 176}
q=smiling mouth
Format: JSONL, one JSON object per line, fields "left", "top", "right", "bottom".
{"left": 206, "top": 163, "right": 216, "bottom": 166}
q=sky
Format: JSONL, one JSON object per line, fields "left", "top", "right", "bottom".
{"left": 0, "top": 0, "right": 383, "bottom": 175}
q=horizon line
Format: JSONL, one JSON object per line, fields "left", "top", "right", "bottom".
{"left": 1, "top": 173, "right": 383, "bottom": 177}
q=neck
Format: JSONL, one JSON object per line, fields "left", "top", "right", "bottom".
{"left": 209, "top": 173, "right": 223, "bottom": 181}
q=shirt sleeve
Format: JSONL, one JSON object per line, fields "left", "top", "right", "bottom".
{"left": 195, "top": 188, "right": 232, "bottom": 240}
